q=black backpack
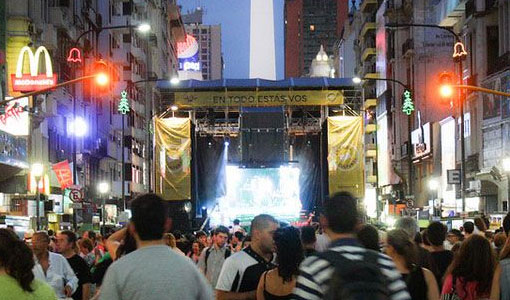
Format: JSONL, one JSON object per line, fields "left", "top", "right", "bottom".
{"left": 204, "top": 247, "right": 231, "bottom": 273}
{"left": 318, "top": 250, "right": 391, "bottom": 300}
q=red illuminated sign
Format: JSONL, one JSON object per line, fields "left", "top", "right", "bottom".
{"left": 67, "top": 47, "right": 82, "bottom": 63}
{"left": 11, "top": 46, "right": 57, "bottom": 92}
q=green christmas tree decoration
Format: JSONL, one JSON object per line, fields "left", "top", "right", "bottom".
{"left": 118, "top": 90, "right": 130, "bottom": 115}
{"left": 402, "top": 89, "right": 414, "bottom": 116}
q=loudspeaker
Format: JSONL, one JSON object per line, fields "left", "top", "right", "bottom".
{"left": 241, "top": 108, "right": 284, "bottom": 166}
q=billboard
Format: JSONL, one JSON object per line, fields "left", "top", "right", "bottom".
{"left": 375, "top": 1, "right": 387, "bottom": 98}
{"left": 177, "top": 34, "right": 200, "bottom": 72}
{"left": 0, "top": 97, "right": 29, "bottom": 136}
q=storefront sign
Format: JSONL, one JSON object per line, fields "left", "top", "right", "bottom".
{"left": 52, "top": 160, "right": 73, "bottom": 190}
{"left": 0, "top": 97, "right": 29, "bottom": 136}
{"left": 175, "top": 90, "right": 344, "bottom": 107}
{"left": 411, "top": 122, "right": 432, "bottom": 160}
{"left": 11, "top": 46, "right": 57, "bottom": 92}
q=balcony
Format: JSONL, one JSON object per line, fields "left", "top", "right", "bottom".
{"left": 487, "top": 52, "right": 510, "bottom": 76}
{"left": 366, "top": 143, "right": 377, "bottom": 158}
{"left": 367, "top": 175, "right": 377, "bottom": 184}
{"left": 360, "top": 0, "right": 378, "bottom": 13}
{"left": 362, "top": 47, "right": 376, "bottom": 62}
{"left": 362, "top": 64, "right": 378, "bottom": 79}
{"left": 364, "top": 98, "right": 377, "bottom": 108}
{"left": 360, "top": 22, "right": 376, "bottom": 39}
{"left": 365, "top": 124, "right": 377, "bottom": 134}
{"left": 402, "top": 38, "right": 414, "bottom": 57}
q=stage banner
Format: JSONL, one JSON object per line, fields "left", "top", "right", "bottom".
{"left": 174, "top": 90, "right": 343, "bottom": 107}
{"left": 155, "top": 117, "right": 191, "bottom": 200}
{"left": 327, "top": 116, "right": 365, "bottom": 198}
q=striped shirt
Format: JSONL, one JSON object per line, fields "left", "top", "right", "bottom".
{"left": 292, "top": 238, "right": 411, "bottom": 300}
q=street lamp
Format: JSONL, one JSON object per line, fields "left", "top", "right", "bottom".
{"left": 137, "top": 23, "right": 151, "bottom": 33}
{"left": 170, "top": 77, "right": 180, "bottom": 85}
{"left": 98, "top": 182, "right": 109, "bottom": 233}
{"left": 31, "top": 163, "right": 44, "bottom": 230}
{"left": 69, "top": 116, "right": 88, "bottom": 138}
{"left": 352, "top": 76, "right": 362, "bottom": 84}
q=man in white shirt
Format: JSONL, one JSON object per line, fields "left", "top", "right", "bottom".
{"left": 100, "top": 194, "right": 212, "bottom": 300}
{"left": 31, "top": 231, "right": 78, "bottom": 299}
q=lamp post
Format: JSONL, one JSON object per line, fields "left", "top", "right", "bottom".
{"left": 31, "top": 163, "right": 43, "bottom": 230}
{"left": 429, "top": 178, "right": 440, "bottom": 217}
{"left": 386, "top": 22, "right": 468, "bottom": 215}
{"left": 98, "top": 182, "right": 109, "bottom": 234}
{"left": 353, "top": 76, "right": 414, "bottom": 217}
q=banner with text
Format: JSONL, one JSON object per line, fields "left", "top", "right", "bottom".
{"left": 327, "top": 116, "right": 365, "bottom": 198}
{"left": 174, "top": 90, "right": 344, "bottom": 107}
{"left": 155, "top": 117, "right": 191, "bottom": 200}
{"left": 52, "top": 160, "right": 73, "bottom": 190}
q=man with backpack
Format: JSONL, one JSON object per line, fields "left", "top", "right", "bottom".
{"left": 292, "top": 192, "right": 410, "bottom": 300}
{"left": 198, "top": 225, "right": 231, "bottom": 287}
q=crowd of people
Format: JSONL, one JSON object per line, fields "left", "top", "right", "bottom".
{"left": 1, "top": 191, "right": 510, "bottom": 299}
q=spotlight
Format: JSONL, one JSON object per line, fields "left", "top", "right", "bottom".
{"left": 224, "top": 141, "right": 230, "bottom": 147}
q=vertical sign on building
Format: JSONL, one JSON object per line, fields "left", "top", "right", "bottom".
{"left": 375, "top": 0, "right": 387, "bottom": 97}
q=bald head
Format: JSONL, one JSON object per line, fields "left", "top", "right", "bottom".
{"left": 251, "top": 214, "right": 278, "bottom": 233}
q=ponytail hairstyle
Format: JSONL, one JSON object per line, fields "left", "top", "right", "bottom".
{"left": 386, "top": 229, "right": 418, "bottom": 270}
{"left": 0, "top": 229, "right": 35, "bottom": 292}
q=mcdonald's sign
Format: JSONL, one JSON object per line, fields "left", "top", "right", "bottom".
{"left": 10, "top": 46, "right": 57, "bottom": 92}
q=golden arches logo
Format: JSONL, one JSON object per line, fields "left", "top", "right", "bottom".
{"left": 11, "top": 46, "right": 57, "bottom": 92}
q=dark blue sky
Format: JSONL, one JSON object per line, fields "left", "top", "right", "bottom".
{"left": 178, "top": 0, "right": 284, "bottom": 80}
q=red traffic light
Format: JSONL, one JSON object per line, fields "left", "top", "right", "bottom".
{"left": 438, "top": 71, "right": 455, "bottom": 98}
{"left": 93, "top": 60, "right": 110, "bottom": 86}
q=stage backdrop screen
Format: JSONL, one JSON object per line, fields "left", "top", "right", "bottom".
{"left": 212, "top": 165, "right": 302, "bottom": 225}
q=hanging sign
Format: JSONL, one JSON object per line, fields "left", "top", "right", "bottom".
{"left": 66, "top": 47, "right": 82, "bottom": 63}
{"left": 52, "top": 160, "right": 73, "bottom": 190}
{"left": 11, "top": 46, "right": 57, "bottom": 92}
{"left": 118, "top": 90, "right": 130, "bottom": 114}
{"left": 401, "top": 89, "right": 415, "bottom": 115}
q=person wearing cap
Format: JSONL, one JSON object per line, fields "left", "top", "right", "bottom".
{"left": 445, "top": 229, "right": 463, "bottom": 250}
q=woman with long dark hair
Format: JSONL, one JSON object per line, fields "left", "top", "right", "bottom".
{"left": 441, "top": 234, "right": 496, "bottom": 300}
{"left": 0, "top": 229, "right": 56, "bottom": 300}
{"left": 256, "top": 226, "right": 304, "bottom": 300}
{"left": 385, "top": 229, "right": 439, "bottom": 300}
{"left": 490, "top": 233, "right": 510, "bottom": 299}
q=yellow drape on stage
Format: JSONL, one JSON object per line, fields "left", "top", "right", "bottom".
{"left": 327, "top": 116, "right": 365, "bottom": 198}
{"left": 154, "top": 117, "right": 191, "bottom": 200}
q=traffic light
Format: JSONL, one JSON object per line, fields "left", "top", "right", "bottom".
{"left": 438, "top": 71, "right": 455, "bottom": 98}
{"left": 93, "top": 60, "right": 110, "bottom": 86}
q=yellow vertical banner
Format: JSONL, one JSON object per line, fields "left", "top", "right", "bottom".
{"left": 154, "top": 117, "right": 191, "bottom": 200}
{"left": 327, "top": 116, "right": 365, "bottom": 198}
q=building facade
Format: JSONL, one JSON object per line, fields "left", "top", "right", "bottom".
{"left": 0, "top": 0, "right": 183, "bottom": 231}
{"left": 181, "top": 8, "right": 222, "bottom": 80}
{"left": 284, "top": 0, "right": 349, "bottom": 77}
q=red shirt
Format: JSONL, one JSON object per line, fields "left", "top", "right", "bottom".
{"left": 441, "top": 274, "right": 489, "bottom": 300}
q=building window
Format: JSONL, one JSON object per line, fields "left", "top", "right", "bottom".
{"left": 201, "top": 29, "right": 208, "bottom": 34}
{"left": 193, "top": 29, "right": 199, "bottom": 35}
{"left": 201, "top": 55, "right": 208, "bottom": 60}
{"left": 201, "top": 48, "right": 207, "bottom": 54}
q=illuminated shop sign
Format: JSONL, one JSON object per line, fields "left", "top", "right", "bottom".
{"left": 0, "top": 97, "right": 29, "bottom": 136}
{"left": 11, "top": 46, "right": 57, "bottom": 92}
